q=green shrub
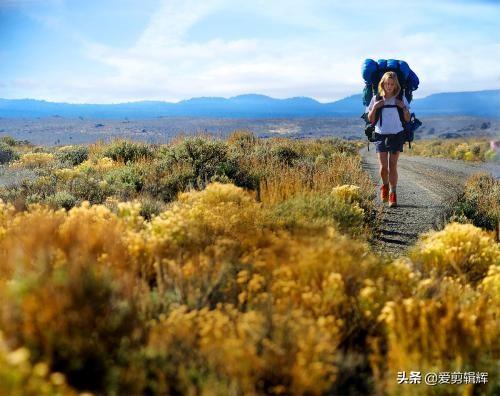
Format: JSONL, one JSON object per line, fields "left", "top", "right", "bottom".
{"left": 55, "top": 146, "right": 89, "bottom": 166}
{"left": 212, "top": 156, "right": 259, "bottom": 190}
{"left": 267, "top": 192, "right": 366, "bottom": 237}
{"left": 138, "top": 196, "right": 165, "bottom": 221}
{"left": 22, "top": 174, "right": 58, "bottom": 200}
{"left": 144, "top": 163, "right": 195, "bottom": 202}
{"left": 154, "top": 137, "right": 257, "bottom": 198}
{"left": 166, "top": 137, "right": 228, "bottom": 181}
{"left": 0, "top": 173, "right": 57, "bottom": 210}
{"left": 25, "top": 193, "right": 44, "bottom": 206}
{"left": 485, "top": 149, "right": 498, "bottom": 162}
{"left": 227, "top": 130, "right": 257, "bottom": 153}
{"left": 271, "top": 145, "right": 301, "bottom": 165}
{"left": 103, "top": 140, "right": 154, "bottom": 163}
{"left": 471, "top": 144, "right": 481, "bottom": 156}
{"left": 0, "top": 142, "right": 19, "bottom": 164}
{"left": 105, "top": 165, "right": 145, "bottom": 199}
{"left": 326, "top": 137, "right": 358, "bottom": 156}
{"left": 67, "top": 174, "right": 109, "bottom": 204}
{"left": 47, "top": 191, "right": 77, "bottom": 210}
{"left": 0, "top": 135, "right": 31, "bottom": 147}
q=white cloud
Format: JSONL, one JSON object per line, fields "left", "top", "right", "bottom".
{"left": 136, "top": 0, "right": 224, "bottom": 47}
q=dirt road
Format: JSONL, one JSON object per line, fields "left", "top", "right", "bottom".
{"left": 361, "top": 148, "right": 500, "bottom": 256}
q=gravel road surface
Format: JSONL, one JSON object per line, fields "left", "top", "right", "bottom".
{"left": 361, "top": 148, "right": 500, "bottom": 257}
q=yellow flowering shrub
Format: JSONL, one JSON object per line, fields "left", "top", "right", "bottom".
{"left": 0, "top": 201, "right": 145, "bottom": 393}
{"left": 115, "top": 200, "right": 145, "bottom": 230}
{"left": 409, "top": 222, "right": 500, "bottom": 285}
{"left": 10, "top": 152, "right": 55, "bottom": 169}
{"left": 453, "top": 143, "right": 469, "bottom": 160}
{"left": 0, "top": 137, "right": 398, "bottom": 394}
{"left": 261, "top": 228, "right": 377, "bottom": 319}
{"left": 142, "top": 183, "right": 263, "bottom": 306}
{"left": 0, "top": 199, "right": 15, "bottom": 241}
{"left": 76, "top": 156, "right": 118, "bottom": 174}
{"left": 1, "top": 132, "right": 497, "bottom": 394}
{"left": 373, "top": 276, "right": 499, "bottom": 395}
{"left": 266, "top": 191, "right": 367, "bottom": 238}
{"left": 145, "top": 304, "right": 266, "bottom": 394}
{"left": 480, "top": 265, "right": 500, "bottom": 304}
{"left": 331, "top": 184, "right": 362, "bottom": 204}
{"left": 0, "top": 201, "right": 136, "bottom": 276}
{"left": 464, "top": 151, "right": 475, "bottom": 161}
{"left": 113, "top": 182, "right": 384, "bottom": 394}
{"left": 145, "top": 303, "right": 340, "bottom": 395}
{"left": 54, "top": 167, "right": 80, "bottom": 182}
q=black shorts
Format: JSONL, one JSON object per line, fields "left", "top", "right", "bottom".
{"left": 374, "top": 131, "right": 405, "bottom": 153}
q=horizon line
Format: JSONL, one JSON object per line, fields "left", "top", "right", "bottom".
{"left": 1, "top": 88, "right": 500, "bottom": 106}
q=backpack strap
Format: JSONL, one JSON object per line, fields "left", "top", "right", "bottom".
{"left": 395, "top": 90, "right": 405, "bottom": 126}
{"left": 371, "top": 94, "right": 383, "bottom": 126}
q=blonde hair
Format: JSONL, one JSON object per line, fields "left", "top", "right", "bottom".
{"left": 378, "top": 71, "right": 401, "bottom": 97}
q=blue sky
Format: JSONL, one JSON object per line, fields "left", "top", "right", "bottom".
{"left": 1, "top": 0, "right": 499, "bottom": 103}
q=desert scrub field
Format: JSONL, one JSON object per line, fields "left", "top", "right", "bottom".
{"left": 0, "top": 133, "right": 498, "bottom": 395}
{"left": 449, "top": 173, "right": 500, "bottom": 241}
{"left": 406, "top": 137, "right": 499, "bottom": 162}
{"left": 0, "top": 133, "right": 375, "bottom": 237}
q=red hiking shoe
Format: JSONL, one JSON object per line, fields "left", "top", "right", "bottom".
{"left": 380, "top": 184, "right": 389, "bottom": 202}
{"left": 389, "top": 191, "right": 397, "bottom": 207}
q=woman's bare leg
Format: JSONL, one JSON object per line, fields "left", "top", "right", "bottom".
{"left": 377, "top": 152, "right": 389, "bottom": 185}
{"left": 388, "top": 151, "right": 400, "bottom": 189}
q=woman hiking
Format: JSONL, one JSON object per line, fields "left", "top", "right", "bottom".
{"left": 366, "top": 71, "right": 411, "bottom": 207}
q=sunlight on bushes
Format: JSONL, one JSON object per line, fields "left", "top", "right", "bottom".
{"left": 11, "top": 152, "right": 55, "bottom": 169}
{"left": 410, "top": 222, "right": 499, "bottom": 285}
{"left": 0, "top": 135, "right": 498, "bottom": 394}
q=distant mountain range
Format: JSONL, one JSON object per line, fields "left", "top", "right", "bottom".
{"left": 0, "top": 90, "right": 499, "bottom": 119}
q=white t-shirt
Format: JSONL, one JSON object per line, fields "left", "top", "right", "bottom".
{"left": 366, "top": 95, "right": 410, "bottom": 134}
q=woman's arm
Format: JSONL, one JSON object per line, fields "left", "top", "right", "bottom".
{"left": 368, "top": 99, "right": 384, "bottom": 124}
{"left": 403, "top": 107, "right": 411, "bottom": 122}
{"left": 396, "top": 99, "right": 411, "bottom": 122}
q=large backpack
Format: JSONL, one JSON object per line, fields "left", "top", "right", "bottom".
{"left": 361, "top": 58, "right": 422, "bottom": 150}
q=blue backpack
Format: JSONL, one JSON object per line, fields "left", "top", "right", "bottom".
{"left": 361, "top": 58, "right": 422, "bottom": 150}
